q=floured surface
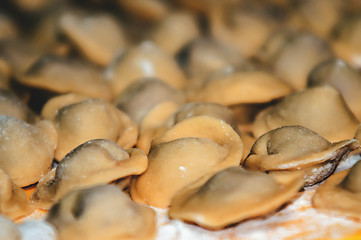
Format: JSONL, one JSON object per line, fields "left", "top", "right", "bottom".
{"left": 18, "top": 220, "right": 57, "bottom": 240}
{"left": 16, "top": 155, "right": 361, "bottom": 240}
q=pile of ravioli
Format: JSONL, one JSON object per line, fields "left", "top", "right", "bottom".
{"left": 1, "top": 0, "right": 361, "bottom": 239}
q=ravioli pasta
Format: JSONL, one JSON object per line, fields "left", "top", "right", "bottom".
{"left": 0, "top": 0, "right": 361, "bottom": 239}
